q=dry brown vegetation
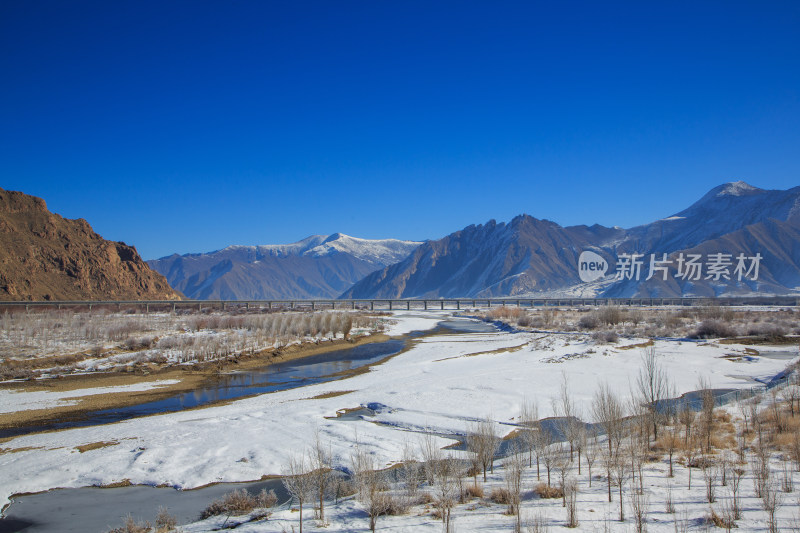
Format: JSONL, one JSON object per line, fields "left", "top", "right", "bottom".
{"left": 0, "top": 308, "right": 385, "bottom": 380}
{"left": 200, "top": 488, "right": 277, "bottom": 519}
{"left": 474, "top": 305, "right": 800, "bottom": 342}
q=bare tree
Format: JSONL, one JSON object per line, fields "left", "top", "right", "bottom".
{"left": 520, "top": 398, "right": 540, "bottom": 468}
{"left": 663, "top": 427, "right": 680, "bottom": 478}
{"left": 611, "top": 442, "right": 630, "bottom": 521}
{"left": 283, "top": 454, "right": 314, "bottom": 533}
{"left": 730, "top": 467, "right": 744, "bottom": 519}
{"left": 630, "top": 488, "right": 649, "bottom": 533}
{"left": 684, "top": 435, "right": 700, "bottom": 491}
{"left": 762, "top": 481, "right": 783, "bottom": 533}
{"left": 699, "top": 377, "right": 715, "bottom": 453}
{"left": 592, "top": 382, "right": 626, "bottom": 455}
{"left": 583, "top": 427, "right": 598, "bottom": 487}
{"left": 554, "top": 373, "right": 582, "bottom": 462}
{"left": 504, "top": 444, "right": 525, "bottom": 532}
{"left": 678, "top": 400, "right": 695, "bottom": 445}
{"left": 467, "top": 418, "right": 499, "bottom": 482}
{"left": 309, "top": 430, "right": 331, "bottom": 522}
{"left": 400, "top": 441, "right": 422, "bottom": 499}
{"left": 352, "top": 448, "right": 392, "bottom": 533}
{"left": 432, "top": 454, "right": 459, "bottom": 533}
{"left": 564, "top": 477, "right": 579, "bottom": 528}
{"left": 636, "top": 345, "right": 668, "bottom": 443}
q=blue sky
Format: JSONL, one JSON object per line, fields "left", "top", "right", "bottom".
{"left": 2, "top": 1, "right": 799, "bottom": 259}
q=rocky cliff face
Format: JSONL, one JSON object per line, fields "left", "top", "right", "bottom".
{"left": 0, "top": 188, "right": 181, "bottom": 301}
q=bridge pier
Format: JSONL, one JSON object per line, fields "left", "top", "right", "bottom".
{"left": 440, "top": 300, "right": 444, "bottom": 310}
{"left": 406, "top": 301, "right": 410, "bottom": 310}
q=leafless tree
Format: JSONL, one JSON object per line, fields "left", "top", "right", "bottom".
{"left": 582, "top": 428, "right": 598, "bottom": 487}
{"left": 762, "top": 481, "right": 783, "bottom": 533}
{"left": 352, "top": 447, "right": 392, "bottom": 533}
{"left": 611, "top": 442, "right": 630, "bottom": 521}
{"left": 520, "top": 398, "right": 540, "bottom": 469}
{"left": 701, "top": 456, "right": 717, "bottom": 503}
{"left": 636, "top": 346, "right": 668, "bottom": 443}
{"left": 554, "top": 373, "right": 582, "bottom": 462}
{"left": 467, "top": 418, "right": 499, "bottom": 482}
{"left": 663, "top": 427, "right": 680, "bottom": 478}
{"left": 564, "top": 477, "right": 579, "bottom": 528}
{"left": 684, "top": 435, "right": 700, "bottom": 491}
{"left": 504, "top": 444, "right": 525, "bottom": 532}
{"left": 283, "top": 454, "right": 315, "bottom": 533}
{"left": 678, "top": 400, "right": 695, "bottom": 445}
{"left": 699, "top": 377, "right": 715, "bottom": 453}
{"left": 432, "top": 454, "right": 459, "bottom": 533}
{"left": 309, "top": 430, "right": 332, "bottom": 522}
{"left": 630, "top": 488, "right": 649, "bottom": 533}
{"left": 592, "top": 382, "right": 626, "bottom": 456}
{"left": 554, "top": 443, "right": 571, "bottom": 508}
{"left": 400, "top": 441, "right": 422, "bottom": 498}
{"left": 730, "top": 467, "right": 744, "bottom": 519}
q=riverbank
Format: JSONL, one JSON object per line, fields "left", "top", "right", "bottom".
{"left": 0, "top": 312, "right": 796, "bottom": 530}
{"left": 0, "top": 333, "right": 389, "bottom": 436}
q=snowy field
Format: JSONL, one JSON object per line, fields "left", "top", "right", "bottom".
{"left": 0, "top": 311, "right": 798, "bottom": 531}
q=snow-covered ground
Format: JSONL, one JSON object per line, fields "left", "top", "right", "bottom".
{"left": 0, "top": 312, "right": 797, "bottom": 530}
{"left": 0, "top": 380, "right": 181, "bottom": 414}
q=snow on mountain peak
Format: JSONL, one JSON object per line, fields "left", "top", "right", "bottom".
{"left": 305, "top": 233, "right": 422, "bottom": 265}
{"left": 717, "top": 180, "right": 760, "bottom": 197}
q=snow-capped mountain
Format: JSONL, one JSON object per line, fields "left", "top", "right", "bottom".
{"left": 343, "top": 182, "right": 800, "bottom": 299}
{"left": 148, "top": 234, "right": 421, "bottom": 300}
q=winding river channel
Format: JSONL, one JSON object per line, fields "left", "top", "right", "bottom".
{"left": 0, "top": 318, "right": 494, "bottom": 533}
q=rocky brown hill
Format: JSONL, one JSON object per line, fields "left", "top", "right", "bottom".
{"left": 0, "top": 188, "right": 181, "bottom": 301}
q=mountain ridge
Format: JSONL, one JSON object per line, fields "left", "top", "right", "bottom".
{"left": 343, "top": 181, "right": 800, "bottom": 299}
{"left": 0, "top": 188, "right": 181, "bottom": 301}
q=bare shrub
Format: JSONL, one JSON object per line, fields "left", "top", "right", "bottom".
{"left": 526, "top": 511, "right": 550, "bottom": 532}
{"left": 591, "top": 330, "right": 619, "bottom": 343}
{"left": 578, "top": 314, "right": 599, "bottom": 330}
{"left": 464, "top": 483, "right": 484, "bottom": 499}
{"left": 155, "top": 507, "right": 177, "bottom": 531}
{"left": 200, "top": 488, "right": 277, "bottom": 519}
{"left": 534, "top": 483, "right": 563, "bottom": 499}
{"left": 106, "top": 515, "right": 151, "bottom": 533}
{"left": 692, "top": 320, "right": 737, "bottom": 339}
{"left": 490, "top": 487, "right": 512, "bottom": 505}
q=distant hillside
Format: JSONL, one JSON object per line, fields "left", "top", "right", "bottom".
{"left": 149, "top": 234, "right": 422, "bottom": 300}
{"left": 343, "top": 182, "right": 800, "bottom": 299}
{"left": 0, "top": 188, "right": 181, "bottom": 301}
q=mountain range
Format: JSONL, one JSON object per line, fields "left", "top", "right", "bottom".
{"left": 148, "top": 234, "right": 422, "bottom": 300}
{"left": 343, "top": 181, "right": 800, "bottom": 299}
{"left": 4, "top": 181, "right": 798, "bottom": 301}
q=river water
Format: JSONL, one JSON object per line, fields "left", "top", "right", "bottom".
{"left": 0, "top": 318, "right": 494, "bottom": 533}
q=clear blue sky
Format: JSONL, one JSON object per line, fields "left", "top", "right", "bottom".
{"left": 2, "top": 1, "right": 799, "bottom": 259}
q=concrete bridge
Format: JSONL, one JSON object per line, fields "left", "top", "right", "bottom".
{"left": 0, "top": 296, "right": 797, "bottom": 312}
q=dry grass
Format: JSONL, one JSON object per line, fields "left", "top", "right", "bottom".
{"left": 534, "top": 483, "right": 563, "bottom": 499}
{"left": 489, "top": 487, "right": 512, "bottom": 505}
{"left": 75, "top": 440, "right": 119, "bottom": 453}
{"left": 200, "top": 488, "right": 277, "bottom": 519}
{"left": 464, "top": 483, "right": 484, "bottom": 499}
